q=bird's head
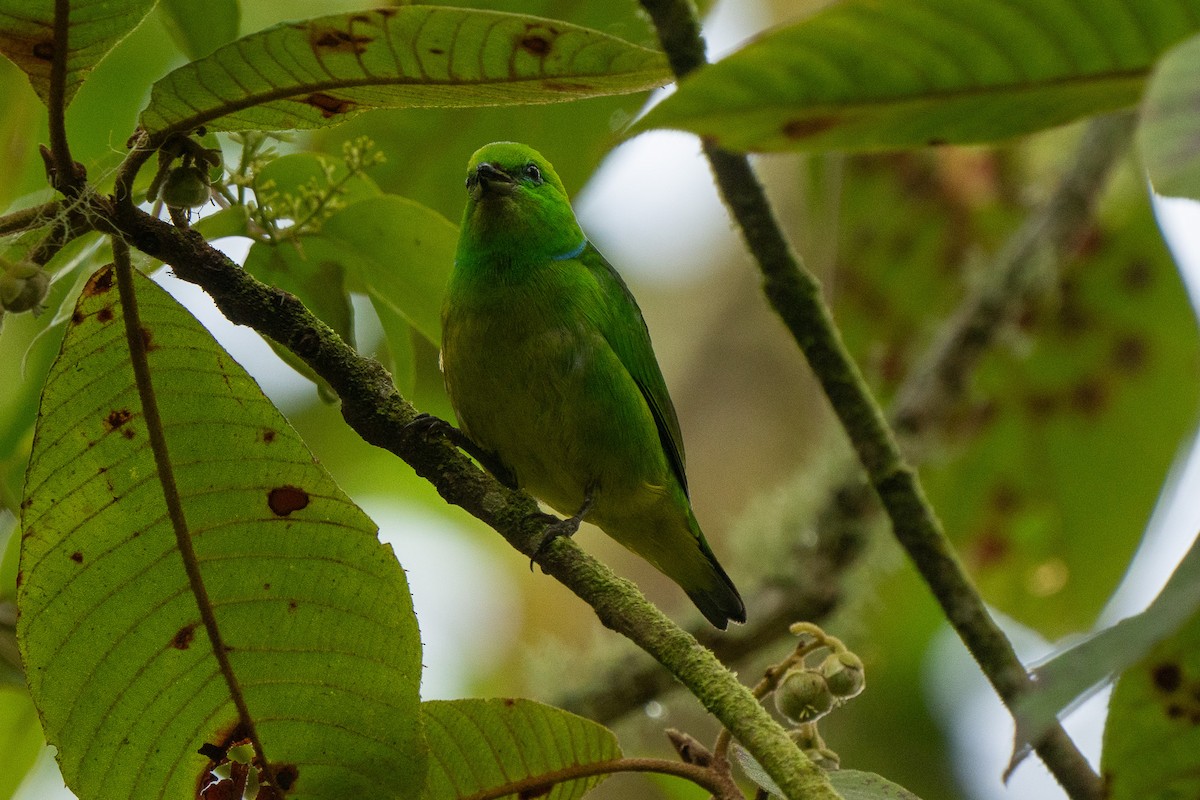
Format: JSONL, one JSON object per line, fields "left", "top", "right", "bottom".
{"left": 458, "top": 142, "right": 584, "bottom": 266}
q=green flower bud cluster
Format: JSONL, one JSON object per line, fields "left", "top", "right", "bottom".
{"left": 773, "top": 650, "right": 864, "bottom": 724}
{"left": 763, "top": 622, "right": 867, "bottom": 771}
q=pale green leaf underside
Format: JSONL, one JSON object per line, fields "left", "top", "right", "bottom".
{"left": 1013, "top": 534, "right": 1200, "bottom": 755}
{"left": 1138, "top": 31, "right": 1200, "bottom": 199}
{"left": 830, "top": 770, "right": 925, "bottom": 799}
{"left": 0, "top": 0, "right": 155, "bottom": 106}
{"left": 18, "top": 266, "right": 423, "bottom": 800}
{"left": 638, "top": 0, "right": 1200, "bottom": 152}
{"left": 422, "top": 698, "right": 620, "bottom": 800}
{"left": 138, "top": 6, "right": 670, "bottom": 137}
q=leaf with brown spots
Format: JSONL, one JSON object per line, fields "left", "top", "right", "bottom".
{"left": 18, "top": 265, "right": 423, "bottom": 800}
{"left": 138, "top": 7, "right": 669, "bottom": 138}
{"left": 267, "top": 485, "right": 309, "bottom": 516}
{"left": 0, "top": 0, "right": 156, "bottom": 106}
{"left": 1104, "top": 597, "right": 1200, "bottom": 799}
{"left": 635, "top": 0, "right": 1200, "bottom": 152}
{"left": 912, "top": 196, "right": 1200, "bottom": 636}
{"left": 422, "top": 699, "right": 620, "bottom": 800}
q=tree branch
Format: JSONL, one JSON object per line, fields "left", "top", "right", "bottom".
{"left": 101, "top": 202, "right": 835, "bottom": 800}
{"left": 635, "top": 1, "right": 1106, "bottom": 798}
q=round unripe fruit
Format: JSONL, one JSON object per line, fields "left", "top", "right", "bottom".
{"left": 774, "top": 668, "right": 833, "bottom": 723}
{"left": 159, "top": 165, "right": 211, "bottom": 208}
{"left": 0, "top": 262, "right": 49, "bottom": 313}
{"left": 820, "top": 651, "right": 865, "bottom": 699}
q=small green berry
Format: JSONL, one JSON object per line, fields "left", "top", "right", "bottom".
{"left": 0, "top": 262, "right": 50, "bottom": 313}
{"left": 774, "top": 668, "right": 833, "bottom": 723}
{"left": 820, "top": 651, "right": 865, "bottom": 699}
{"left": 159, "top": 164, "right": 211, "bottom": 208}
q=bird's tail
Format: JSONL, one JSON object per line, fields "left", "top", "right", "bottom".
{"left": 683, "top": 521, "right": 746, "bottom": 630}
{"left": 614, "top": 502, "right": 745, "bottom": 630}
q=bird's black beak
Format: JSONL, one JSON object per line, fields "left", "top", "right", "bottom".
{"left": 466, "top": 162, "right": 515, "bottom": 201}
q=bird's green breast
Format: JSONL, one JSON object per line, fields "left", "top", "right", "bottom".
{"left": 441, "top": 258, "right": 671, "bottom": 522}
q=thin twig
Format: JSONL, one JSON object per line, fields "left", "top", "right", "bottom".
{"left": 635, "top": 1, "right": 1104, "bottom": 798}
{"left": 46, "top": 0, "right": 77, "bottom": 194}
{"left": 114, "top": 132, "right": 155, "bottom": 206}
{"left": 110, "top": 237, "right": 277, "bottom": 791}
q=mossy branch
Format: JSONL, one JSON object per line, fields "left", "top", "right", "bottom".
{"left": 636, "top": 1, "right": 1105, "bottom": 798}
{"left": 99, "top": 201, "right": 833, "bottom": 800}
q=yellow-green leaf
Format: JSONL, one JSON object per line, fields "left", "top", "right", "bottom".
{"left": 18, "top": 265, "right": 424, "bottom": 800}
{"left": 138, "top": 7, "right": 669, "bottom": 138}
{"left": 422, "top": 698, "right": 620, "bottom": 800}
{"left": 637, "top": 0, "right": 1200, "bottom": 152}
{"left": 0, "top": 0, "right": 155, "bottom": 106}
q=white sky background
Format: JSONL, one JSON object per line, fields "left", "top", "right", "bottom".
{"left": 14, "top": 1, "right": 1200, "bottom": 797}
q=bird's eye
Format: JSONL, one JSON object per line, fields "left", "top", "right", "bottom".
{"left": 523, "top": 163, "right": 542, "bottom": 183}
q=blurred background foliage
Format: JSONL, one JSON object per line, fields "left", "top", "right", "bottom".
{"left": 1, "top": 0, "right": 1198, "bottom": 799}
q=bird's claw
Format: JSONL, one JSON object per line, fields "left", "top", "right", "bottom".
{"left": 406, "top": 414, "right": 518, "bottom": 489}
{"left": 526, "top": 493, "right": 594, "bottom": 569}
{"left": 405, "top": 412, "right": 449, "bottom": 437}
{"left": 527, "top": 511, "right": 583, "bottom": 568}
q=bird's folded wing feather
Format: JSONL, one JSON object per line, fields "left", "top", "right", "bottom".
{"left": 579, "top": 243, "right": 690, "bottom": 497}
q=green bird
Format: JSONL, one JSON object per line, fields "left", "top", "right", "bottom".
{"left": 438, "top": 142, "right": 745, "bottom": 629}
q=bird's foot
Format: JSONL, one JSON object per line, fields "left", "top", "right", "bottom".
{"left": 528, "top": 493, "right": 594, "bottom": 568}
{"left": 405, "top": 413, "right": 517, "bottom": 489}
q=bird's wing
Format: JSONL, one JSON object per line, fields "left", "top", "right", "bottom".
{"left": 579, "top": 242, "right": 690, "bottom": 497}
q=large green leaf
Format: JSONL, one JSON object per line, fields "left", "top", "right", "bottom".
{"left": 311, "top": 1, "right": 665, "bottom": 223}
{"left": 0, "top": 0, "right": 155, "bottom": 106}
{"left": 1137, "top": 31, "right": 1200, "bottom": 200}
{"left": 924, "top": 194, "right": 1200, "bottom": 635}
{"left": 18, "top": 265, "right": 424, "bottom": 800}
{"left": 138, "top": 7, "right": 669, "bottom": 138}
{"left": 422, "top": 698, "right": 620, "bottom": 800}
{"left": 158, "top": 0, "right": 239, "bottom": 60}
{"left": 636, "top": 0, "right": 1200, "bottom": 152}
{"left": 1102, "top": 606, "right": 1200, "bottom": 799}
{"left": 833, "top": 152, "right": 1200, "bottom": 635}
{"left": 322, "top": 194, "right": 458, "bottom": 347}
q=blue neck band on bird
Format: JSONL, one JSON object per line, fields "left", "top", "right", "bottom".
{"left": 551, "top": 238, "right": 588, "bottom": 262}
